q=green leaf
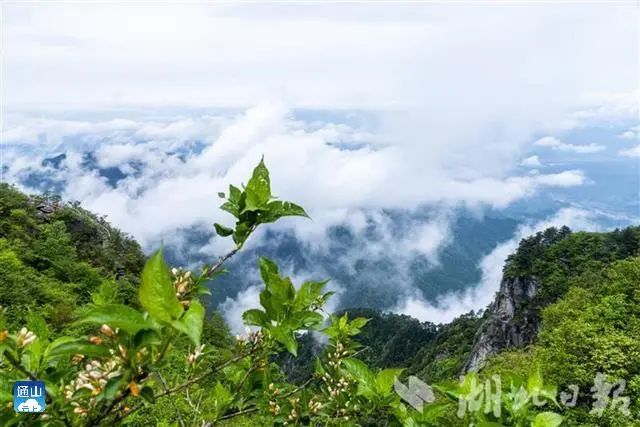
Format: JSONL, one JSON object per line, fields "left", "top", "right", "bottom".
{"left": 100, "top": 376, "right": 124, "bottom": 402}
{"left": 244, "top": 157, "right": 271, "bottom": 211}
{"left": 27, "top": 312, "right": 49, "bottom": 343}
{"left": 220, "top": 201, "right": 240, "bottom": 218}
{"left": 212, "top": 382, "right": 233, "bottom": 418}
{"left": 351, "top": 317, "right": 369, "bottom": 329}
{"left": 214, "top": 223, "right": 234, "bottom": 237}
{"left": 242, "top": 309, "right": 269, "bottom": 327}
{"left": 140, "top": 386, "right": 155, "bottom": 403}
{"left": 294, "top": 280, "right": 328, "bottom": 310}
{"left": 232, "top": 222, "right": 252, "bottom": 246}
{"left": 45, "top": 337, "right": 111, "bottom": 360}
{"left": 532, "top": 412, "right": 563, "bottom": 427}
{"left": 271, "top": 326, "right": 298, "bottom": 356}
{"left": 270, "top": 276, "right": 296, "bottom": 304}
{"left": 259, "top": 201, "right": 309, "bottom": 224}
{"left": 75, "top": 304, "right": 156, "bottom": 335}
{"left": 171, "top": 301, "right": 205, "bottom": 346}
{"left": 290, "top": 311, "right": 324, "bottom": 329}
{"left": 342, "top": 358, "right": 376, "bottom": 395}
{"left": 540, "top": 384, "right": 559, "bottom": 406}
{"left": 259, "top": 289, "right": 278, "bottom": 320}
{"left": 259, "top": 257, "right": 280, "bottom": 283}
{"left": 139, "top": 250, "right": 183, "bottom": 324}
{"left": 196, "top": 285, "right": 212, "bottom": 296}
{"left": 228, "top": 184, "right": 242, "bottom": 204}
{"left": 377, "top": 368, "right": 404, "bottom": 395}
{"left": 92, "top": 281, "right": 119, "bottom": 306}
{"left": 217, "top": 192, "right": 225, "bottom": 198}
{"left": 527, "top": 370, "right": 544, "bottom": 393}
{"left": 259, "top": 258, "right": 295, "bottom": 305}
{"left": 133, "top": 329, "right": 162, "bottom": 348}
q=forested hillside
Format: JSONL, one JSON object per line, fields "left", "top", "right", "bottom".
{"left": 1, "top": 169, "right": 639, "bottom": 426}
{"left": 0, "top": 184, "right": 145, "bottom": 331}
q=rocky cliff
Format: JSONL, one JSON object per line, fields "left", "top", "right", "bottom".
{"left": 464, "top": 275, "right": 541, "bottom": 372}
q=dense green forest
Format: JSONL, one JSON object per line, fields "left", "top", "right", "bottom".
{"left": 1, "top": 161, "right": 639, "bottom": 426}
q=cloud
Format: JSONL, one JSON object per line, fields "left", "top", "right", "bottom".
{"left": 392, "top": 207, "right": 599, "bottom": 324}
{"left": 3, "top": 104, "right": 592, "bottom": 247}
{"left": 220, "top": 285, "right": 261, "bottom": 335}
{"left": 2, "top": 3, "right": 636, "bottom": 326}
{"left": 619, "top": 131, "right": 636, "bottom": 140}
{"left": 619, "top": 145, "right": 640, "bottom": 158}
{"left": 521, "top": 155, "right": 542, "bottom": 168}
{"left": 534, "top": 136, "right": 605, "bottom": 153}
{"left": 4, "top": 3, "right": 637, "bottom": 115}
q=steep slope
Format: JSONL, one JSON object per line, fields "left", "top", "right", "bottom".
{"left": 0, "top": 183, "right": 146, "bottom": 330}
{"left": 464, "top": 226, "right": 640, "bottom": 371}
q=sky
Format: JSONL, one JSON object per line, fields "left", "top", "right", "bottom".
{"left": 1, "top": 2, "right": 639, "bottom": 330}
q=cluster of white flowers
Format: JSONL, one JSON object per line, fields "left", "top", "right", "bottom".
{"left": 307, "top": 398, "right": 322, "bottom": 415}
{"left": 268, "top": 399, "right": 281, "bottom": 415}
{"left": 326, "top": 377, "right": 351, "bottom": 398}
{"left": 236, "top": 327, "right": 263, "bottom": 348}
{"left": 286, "top": 397, "right": 300, "bottom": 422}
{"left": 64, "top": 357, "right": 123, "bottom": 415}
{"left": 186, "top": 344, "right": 205, "bottom": 366}
{"left": 16, "top": 328, "right": 37, "bottom": 348}
{"left": 171, "top": 268, "right": 193, "bottom": 301}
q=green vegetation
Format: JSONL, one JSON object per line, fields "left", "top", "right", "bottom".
{"left": 0, "top": 185, "right": 145, "bottom": 332}
{"left": 483, "top": 227, "right": 640, "bottom": 426}
{"left": 0, "top": 159, "right": 638, "bottom": 426}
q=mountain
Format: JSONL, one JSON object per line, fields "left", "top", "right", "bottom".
{"left": 2, "top": 184, "right": 639, "bottom": 425}
{"left": 205, "top": 214, "right": 519, "bottom": 312}
{"left": 0, "top": 183, "right": 146, "bottom": 331}
{"left": 328, "top": 225, "right": 639, "bottom": 425}
{"left": 466, "top": 225, "right": 639, "bottom": 370}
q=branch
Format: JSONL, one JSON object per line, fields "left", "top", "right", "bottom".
{"left": 351, "top": 346, "right": 370, "bottom": 359}
{"left": 157, "top": 348, "right": 257, "bottom": 398}
{"left": 89, "top": 371, "right": 148, "bottom": 426}
{"left": 202, "top": 247, "right": 239, "bottom": 278}
{"left": 110, "top": 348, "right": 257, "bottom": 424}
{"left": 217, "top": 378, "right": 313, "bottom": 422}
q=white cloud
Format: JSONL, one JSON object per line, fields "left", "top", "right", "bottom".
{"left": 619, "top": 145, "right": 640, "bottom": 158}
{"left": 619, "top": 131, "right": 637, "bottom": 140}
{"left": 220, "top": 285, "right": 262, "bottom": 335}
{"left": 4, "top": 104, "right": 590, "bottom": 248}
{"left": 534, "top": 136, "right": 605, "bottom": 153}
{"left": 2, "top": 3, "right": 637, "bottom": 325}
{"left": 95, "top": 143, "right": 149, "bottom": 168}
{"left": 4, "top": 3, "right": 637, "bottom": 117}
{"left": 521, "top": 155, "right": 542, "bottom": 168}
{"left": 392, "top": 207, "right": 599, "bottom": 323}
{"left": 532, "top": 170, "right": 584, "bottom": 187}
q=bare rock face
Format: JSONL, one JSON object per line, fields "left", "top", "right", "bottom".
{"left": 464, "top": 276, "right": 540, "bottom": 372}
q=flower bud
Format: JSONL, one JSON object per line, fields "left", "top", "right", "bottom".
{"left": 100, "top": 324, "right": 114, "bottom": 337}
{"left": 119, "top": 344, "right": 127, "bottom": 359}
{"left": 129, "top": 382, "right": 140, "bottom": 397}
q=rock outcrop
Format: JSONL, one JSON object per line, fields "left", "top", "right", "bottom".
{"left": 464, "top": 275, "right": 540, "bottom": 372}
